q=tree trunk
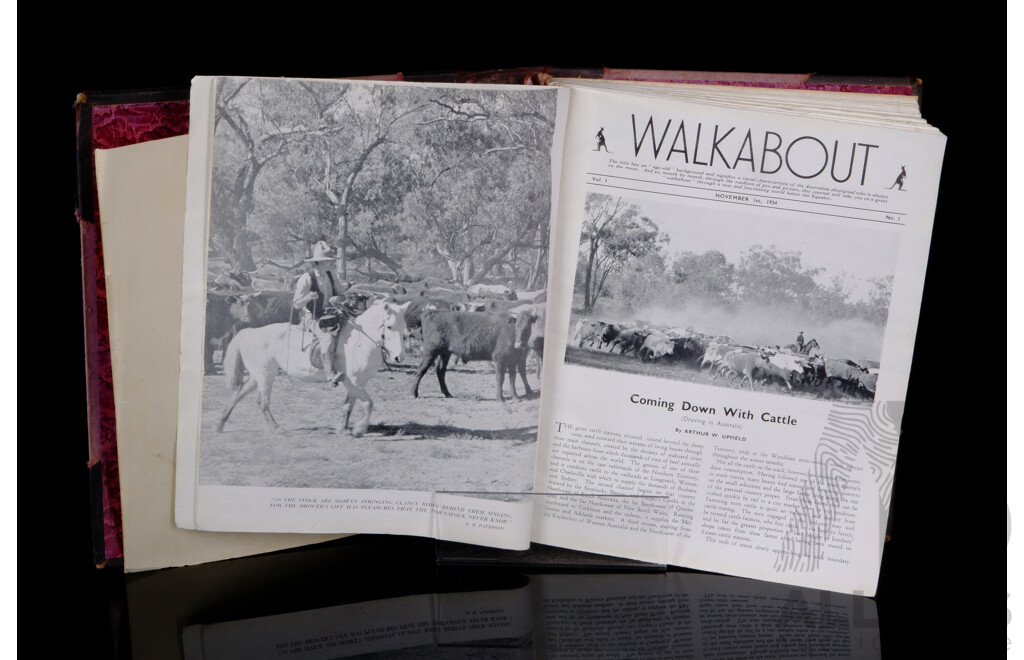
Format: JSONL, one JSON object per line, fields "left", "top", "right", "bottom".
{"left": 334, "top": 136, "right": 387, "bottom": 280}
{"left": 583, "top": 236, "right": 598, "bottom": 311}
{"left": 527, "top": 243, "right": 546, "bottom": 290}
{"left": 340, "top": 212, "right": 348, "bottom": 279}
{"left": 593, "top": 268, "right": 612, "bottom": 306}
{"left": 231, "top": 232, "right": 257, "bottom": 273}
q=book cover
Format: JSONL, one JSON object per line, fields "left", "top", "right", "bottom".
{"left": 75, "top": 89, "right": 191, "bottom": 566}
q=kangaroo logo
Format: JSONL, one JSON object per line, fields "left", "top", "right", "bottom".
{"left": 888, "top": 165, "right": 907, "bottom": 191}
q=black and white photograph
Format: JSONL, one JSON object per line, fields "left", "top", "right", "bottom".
{"left": 564, "top": 192, "right": 897, "bottom": 402}
{"left": 196, "top": 77, "right": 559, "bottom": 493}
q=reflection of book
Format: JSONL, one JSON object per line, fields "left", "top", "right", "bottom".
{"left": 183, "top": 576, "right": 879, "bottom": 660}
{"left": 82, "top": 70, "right": 944, "bottom": 594}
{"left": 138, "top": 541, "right": 878, "bottom": 660}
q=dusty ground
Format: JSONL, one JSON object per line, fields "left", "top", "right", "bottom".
{"left": 199, "top": 359, "right": 541, "bottom": 495}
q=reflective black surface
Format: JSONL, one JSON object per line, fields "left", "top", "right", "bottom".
{"left": 95, "top": 537, "right": 887, "bottom": 659}
{"left": 64, "top": 529, "right": 986, "bottom": 658}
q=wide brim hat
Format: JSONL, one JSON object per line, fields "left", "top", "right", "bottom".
{"left": 305, "top": 240, "right": 336, "bottom": 262}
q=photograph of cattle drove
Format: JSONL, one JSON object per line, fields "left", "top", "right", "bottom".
{"left": 564, "top": 193, "right": 895, "bottom": 403}
{"left": 197, "top": 78, "right": 557, "bottom": 494}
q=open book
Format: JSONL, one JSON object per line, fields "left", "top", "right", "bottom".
{"left": 122, "top": 74, "right": 942, "bottom": 595}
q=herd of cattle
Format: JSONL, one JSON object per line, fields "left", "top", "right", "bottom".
{"left": 570, "top": 319, "right": 879, "bottom": 398}
{"left": 205, "top": 275, "right": 547, "bottom": 402}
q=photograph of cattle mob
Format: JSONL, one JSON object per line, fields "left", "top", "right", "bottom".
{"left": 196, "top": 77, "right": 558, "bottom": 495}
{"left": 563, "top": 193, "right": 897, "bottom": 402}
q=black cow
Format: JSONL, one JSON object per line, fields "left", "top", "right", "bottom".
{"left": 412, "top": 310, "right": 536, "bottom": 401}
{"left": 801, "top": 356, "right": 827, "bottom": 387}
{"left": 598, "top": 323, "right": 622, "bottom": 350}
{"left": 204, "top": 292, "right": 253, "bottom": 374}
{"left": 493, "top": 312, "right": 537, "bottom": 401}
{"left": 451, "top": 299, "right": 523, "bottom": 314}
{"left": 245, "top": 289, "right": 300, "bottom": 327}
{"left": 400, "top": 298, "right": 452, "bottom": 331}
{"left": 664, "top": 336, "right": 702, "bottom": 364}
{"left": 482, "top": 298, "right": 528, "bottom": 314}
{"left": 211, "top": 270, "right": 253, "bottom": 291}
{"left": 526, "top": 306, "right": 545, "bottom": 378}
{"left": 684, "top": 334, "right": 710, "bottom": 362}
{"left": 612, "top": 329, "right": 650, "bottom": 356}
{"left": 531, "top": 334, "right": 545, "bottom": 377}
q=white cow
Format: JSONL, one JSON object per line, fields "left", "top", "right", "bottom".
{"left": 468, "top": 283, "right": 513, "bottom": 299}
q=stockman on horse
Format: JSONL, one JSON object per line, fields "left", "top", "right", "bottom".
{"left": 293, "top": 241, "right": 367, "bottom": 386}
{"left": 217, "top": 297, "right": 411, "bottom": 435}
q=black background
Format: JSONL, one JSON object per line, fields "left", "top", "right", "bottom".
{"left": 35, "top": 10, "right": 1002, "bottom": 657}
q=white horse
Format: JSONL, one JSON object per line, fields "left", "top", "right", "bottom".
{"left": 217, "top": 298, "right": 411, "bottom": 436}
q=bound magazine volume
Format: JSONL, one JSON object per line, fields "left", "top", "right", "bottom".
{"left": 90, "top": 72, "right": 946, "bottom": 594}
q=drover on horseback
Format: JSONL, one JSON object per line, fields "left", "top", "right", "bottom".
{"left": 216, "top": 296, "right": 410, "bottom": 435}
{"left": 293, "top": 240, "right": 363, "bottom": 386}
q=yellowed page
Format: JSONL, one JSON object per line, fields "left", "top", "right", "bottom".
{"left": 95, "top": 135, "right": 344, "bottom": 572}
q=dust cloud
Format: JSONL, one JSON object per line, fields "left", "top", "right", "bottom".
{"left": 598, "top": 300, "right": 884, "bottom": 363}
